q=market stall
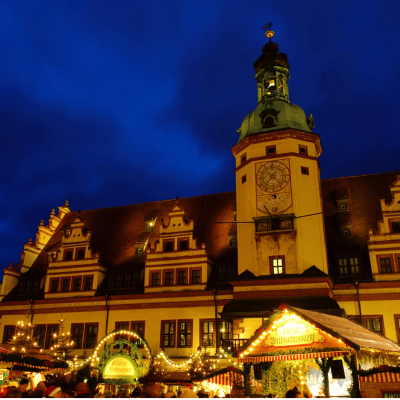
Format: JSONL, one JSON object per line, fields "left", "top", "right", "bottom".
{"left": 235, "top": 304, "right": 400, "bottom": 397}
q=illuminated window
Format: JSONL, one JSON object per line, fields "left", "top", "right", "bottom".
{"left": 272, "top": 258, "right": 284, "bottom": 275}
{"left": 365, "top": 318, "right": 382, "bottom": 334}
{"left": 71, "top": 324, "right": 84, "bottom": 349}
{"left": 380, "top": 258, "right": 392, "bottom": 273}
{"left": 84, "top": 324, "right": 98, "bottom": 349}
{"left": 338, "top": 258, "right": 348, "bottom": 275}
{"left": 178, "top": 321, "right": 192, "bottom": 347}
{"left": 201, "top": 321, "right": 214, "bottom": 346}
{"left": 219, "top": 320, "right": 233, "bottom": 345}
{"left": 46, "top": 325, "right": 59, "bottom": 349}
{"left": 35, "top": 326, "right": 46, "bottom": 348}
{"left": 162, "top": 321, "right": 175, "bottom": 347}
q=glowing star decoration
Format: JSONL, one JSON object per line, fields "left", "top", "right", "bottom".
{"left": 263, "top": 318, "right": 325, "bottom": 348}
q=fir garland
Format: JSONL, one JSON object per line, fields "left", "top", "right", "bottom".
{"left": 357, "top": 365, "right": 400, "bottom": 377}
{"left": 241, "top": 346, "right": 350, "bottom": 358}
{"left": 0, "top": 352, "right": 68, "bottom": 369}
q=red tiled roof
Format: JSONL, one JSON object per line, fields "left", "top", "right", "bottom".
{"left": 26, "top": 192, "right": 237, "bottom": 275}
{"left": 22, "top": 171, "right": 399, "bottom": 282}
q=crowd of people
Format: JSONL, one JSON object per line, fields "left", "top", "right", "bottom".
{"left": 0, "top": 377, "right": 308, "bottom": 398}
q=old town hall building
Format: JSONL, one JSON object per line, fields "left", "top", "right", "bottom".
{"left": 1, "top": 35, "right": 400, "bottom": 364}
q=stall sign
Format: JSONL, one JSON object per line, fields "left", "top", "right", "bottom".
{"left": 103, "top": 355, "right": 136, "bottom": 380}
{"left": 263, "top": 319, "right": 325, "bottom": 348}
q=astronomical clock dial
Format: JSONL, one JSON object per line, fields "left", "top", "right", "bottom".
{"left": 255, "top": 159, "right": 293, "bottom": 214}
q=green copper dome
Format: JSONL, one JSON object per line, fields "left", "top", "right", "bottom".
{"left": 236, "top": 41, "right": 314, "bottom": 144}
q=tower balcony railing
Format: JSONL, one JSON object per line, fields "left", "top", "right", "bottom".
{"left": 253, "top": 214, "right": 295, "bottom": 233}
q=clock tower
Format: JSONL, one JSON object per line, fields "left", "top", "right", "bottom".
{"left": 232, "top": 32, "right": 328, "bottom": 277}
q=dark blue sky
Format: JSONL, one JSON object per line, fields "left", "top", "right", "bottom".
{"left": 1, "top": 0, "right": 400, "bottom": 274}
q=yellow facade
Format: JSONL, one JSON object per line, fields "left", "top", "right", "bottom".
{"left": 1, "top": 35, "right": 400, "bottom": 373}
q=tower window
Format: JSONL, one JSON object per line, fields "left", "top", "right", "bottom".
{"left": 301, "top": 166, "right": 309, "bottom": 175}
{"left": 266, "top": 145, "right": 276, "bottom": 155}
{"left": 241, "top": 153, "right": 247, "bottom": 164}
{"left": 299, "top": 145, "right": 308, "bottom": 155}
{"left": 241, "top": 175, "right": 247, "bottom": 184}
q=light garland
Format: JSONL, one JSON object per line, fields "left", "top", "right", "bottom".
{"left": 80, "top": 329, "right": 152, "bottom": 368}
{"left": 239, "top": 309, "right": 349, "bottom": 358}
{"left": 156, "top": 348, "right": 243, "bottom": 371}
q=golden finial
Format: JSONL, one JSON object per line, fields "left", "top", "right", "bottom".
{"left": 263, "top": 21, "right": 274, "bottom": 42}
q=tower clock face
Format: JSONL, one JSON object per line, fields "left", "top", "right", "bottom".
{"left": 255, "top": 159, "right": 293, "bottom": 214}
{"left": 256, "top": 161, "right": 290, "bottom": 193}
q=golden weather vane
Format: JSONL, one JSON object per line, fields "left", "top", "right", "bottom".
{"left": 263, "top": 20, "right": 275, "bottom": 42}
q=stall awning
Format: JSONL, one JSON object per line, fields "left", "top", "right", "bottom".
{"left": 239, "top": 350, "right": 349, "bottom": 363}
{"left": 359, "top": 372, "right": 400, "bottom": 383}
{"left": 195, "top": 368, "right": 244, "bottom": 387}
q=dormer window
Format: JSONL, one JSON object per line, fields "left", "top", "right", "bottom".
{"left": 339, "top": 203, "right": 348, "bottom": 211}
{"left": 179, "top": 240, "right": 188, "bottom": 251}
{"left": 76, "top": 249, "right": 85, "bottom": 260}
{"left": 137, "top": 247, "right": 143, "bottom": 255}
{"left": 164, "top": 241, "right": 174, "bottom": 252}
{"left": 65, "top": 250, "right": 73, "bottom": 261}
{"left": 392, "top": 221, "right": 400, "bottom": 233}
{"left": 342, "top": 228, "right": 351, "bottom": 238}
{"left": 229, "top": 238, "right": 237, "bottom": 247}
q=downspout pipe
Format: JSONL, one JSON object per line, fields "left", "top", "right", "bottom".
{"left": 104, "top": 294, "right": 109, "bottom": 349}
{"left": 355, "top": 281, "right": 363, "bottom": 323}
{"left": 213, "top": 289, "right": 219, "bottom": 355}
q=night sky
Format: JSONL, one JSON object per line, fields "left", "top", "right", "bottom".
{"left": 1, "top": 1, "right": 400, "bottom": 274}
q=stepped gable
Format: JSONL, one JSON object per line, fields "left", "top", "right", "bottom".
{"left": 22, "top": 192, "right": 237, "bottom": 277}
{"left": 321, "top": 171, "right": 398, "bottom": 279}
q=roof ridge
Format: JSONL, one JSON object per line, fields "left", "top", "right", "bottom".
{"left": 79, "top": 191, "right": 236, "bottom": 213}
{"left": 322, "top": 171, "right": 396, "bottom": 182}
